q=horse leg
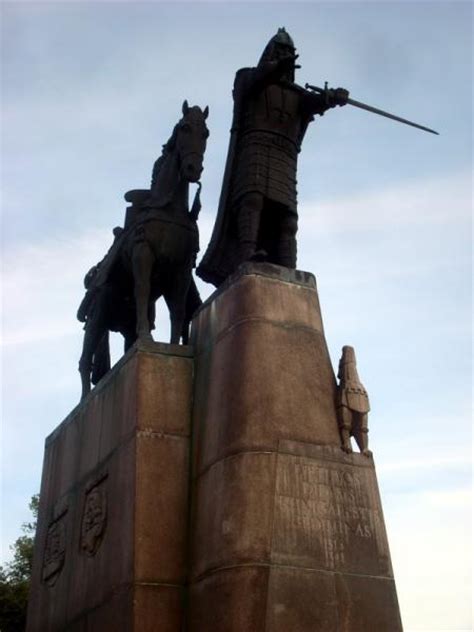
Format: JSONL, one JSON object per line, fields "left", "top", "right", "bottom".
{"left": 165, "top": 271, "right": 192, "bottom": 345}
{"left": 132, "top": 241, "right": 154, "bottom": 341}
{"left": 181, "top": 278, "right": 202, "bottom": 344}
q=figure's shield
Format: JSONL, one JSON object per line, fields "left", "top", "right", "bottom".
{"left": 345, "top": 386, "right": 370, "bottom": 414}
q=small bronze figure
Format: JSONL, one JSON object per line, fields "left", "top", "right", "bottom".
{"left": 336, "top": 346, "right": 371, "bottom": 456}
{"left": 197, "top": 28, "right": 348, "bottom": 286}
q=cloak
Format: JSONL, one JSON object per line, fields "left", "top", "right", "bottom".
{"left": 196, "top": 68, "right": 255, "bottom": 287}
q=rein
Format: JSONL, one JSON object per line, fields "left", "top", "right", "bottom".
{"left": 190, "top": 181, "right": 202, "bottom": 221}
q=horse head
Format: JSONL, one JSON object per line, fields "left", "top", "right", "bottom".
{"left": 175, "top": 100, "right": 209, "bottom": 183}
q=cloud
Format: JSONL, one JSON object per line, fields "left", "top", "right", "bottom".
{"left": 423, "top": 488, "right": 471, "bottom": 509}
{"left": 378, "top": 456, "right": 472, "bottom": 475}
{"left": 2, "top": 228, "right": 112, "bottom": 346}
{"left": 294, "top": 170, "right": 471, "bottom": 384}
{"left": 299, "top": 169, "right": 472, "bottom": 235}
{"left": 386, "top": 488, "right": 472, "bottom": 631}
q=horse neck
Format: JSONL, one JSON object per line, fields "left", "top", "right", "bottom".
{"left": 151, "top": 151, "right": 189, "bottom": 212}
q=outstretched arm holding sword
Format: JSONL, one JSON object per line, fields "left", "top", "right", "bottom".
{"left": 305, "top": 81, "right": 439, "bottom": 135}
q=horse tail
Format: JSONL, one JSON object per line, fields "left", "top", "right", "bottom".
{"left": 182, "top": 278, "right": 202, "bottom": 344}
{"left": 91, "top": 331, "right": 111, "bottom": 385}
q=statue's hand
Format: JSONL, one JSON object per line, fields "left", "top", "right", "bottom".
{"left": 328, "top": 87, "right": 349, "bottom": 107}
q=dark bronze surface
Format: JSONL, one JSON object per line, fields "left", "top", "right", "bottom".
{"left": 306, "top": 83, "right": 439, "bottom": 135}
{"left": 78, "top": 101, "right": 208, "bottom": 399}
{"left": 197, "top": 28, "right": 348, "bottom": 287}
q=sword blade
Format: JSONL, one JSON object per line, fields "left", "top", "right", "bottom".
{"left": 347, "top": 97, "right": 439, "bottom": 135}
{"left": 304, "top": 84, "right": 439, "bottom": 135}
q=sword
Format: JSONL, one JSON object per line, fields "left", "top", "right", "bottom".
{"left": 305, "top": 82, "right": 439, "bottom": 135}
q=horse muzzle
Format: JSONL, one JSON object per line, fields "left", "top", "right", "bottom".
{"left": 181, "top": 153, "right": 204, "bottom": 183}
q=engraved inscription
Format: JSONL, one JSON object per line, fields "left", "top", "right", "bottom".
{"left": 42, "top": 513, "right": 67, "bottom": 586}
{"left": 81, "top": 475, "right": 107, "bottom": 556}
{"left": 273, "top": 454, "right": 390, "bottom": 575}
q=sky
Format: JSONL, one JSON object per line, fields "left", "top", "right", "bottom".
{"left": 1, "top": 1, "right": 472, "bottom": 630}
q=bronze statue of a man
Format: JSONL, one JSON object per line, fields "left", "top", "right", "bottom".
{"left": 197, "top": 28, "right": 348, "bottom": 286}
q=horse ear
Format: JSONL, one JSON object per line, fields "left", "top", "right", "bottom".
{"left": 203, "top": 105, "right": 209, "bottom": 119}
{"left": 182, "top": 100, "right": 189, "bottom": 115}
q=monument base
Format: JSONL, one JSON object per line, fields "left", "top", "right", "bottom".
{"left": 26, "top": 342, "right": 193, "bottom": 632}
{"left": 27, "top": 263, "right": 403, "bottom": 631}
{"left": 188, "top": 263, "right": 403, "bottom": 631}
{"left": 189, "top": 442, "right": 402, "bottom": 630}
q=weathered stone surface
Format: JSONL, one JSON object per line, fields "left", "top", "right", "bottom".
{"left": 135, "top": 433, "right": 189, "bottom": 583}
{"left": 85, "top": 584, "right": 133, "bottom": 631}
{"left": 334, "top": 573, "right": 403, "bottom": 632}
{"left": 192, "top": 264, "right": 323, "bottom": 350}
{"left": 265, "top": 567, "right": 339, "bottom": 631}
{"left": 188, "top": 263, "right": 402, "bottom": 631}
{"left": 133, "top": 584, "right": 184, "bottom": 632}
{"left": 27, "top": 342, "right": 192, "bottom": 632}
{"left": 137, "top": 351, "right": 193, "bottom": 435}
{"left": 265, "top": 566, "right": 402, "bottom": 631}
{"left": 191, "top": 452, "right": 277, "bottom": 579}
{"left": 188, "top": 566, "right": 269, "bottom": 631}
{"left": 271, "top": 443, "right": 393, "bottom": 577}
{"left": 191, "top": 264, "right": 340, "bottom": 477}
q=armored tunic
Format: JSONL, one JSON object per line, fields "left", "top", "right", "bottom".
{"left": 230, "top": 80, "right": 310, "bottom": 211}
{"left": 197, "top": 66, "right": 323, "bottom": 287}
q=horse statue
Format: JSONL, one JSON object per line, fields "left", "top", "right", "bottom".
{"left": 78, "top": 100, "right": 209, "bottom": 400}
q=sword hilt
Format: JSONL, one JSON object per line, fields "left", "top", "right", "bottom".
{"left": 305, "top": 81, "right": 332, "bottom": 106}
{"left": 305, "top": 82, "right": 325, "bottom": 94}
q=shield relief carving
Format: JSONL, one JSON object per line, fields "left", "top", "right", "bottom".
{"left": 42, "top": 508, "right": 68, "bottom": 587}
{"left": 80, "top": 473, "right": 108, "bottom": 557}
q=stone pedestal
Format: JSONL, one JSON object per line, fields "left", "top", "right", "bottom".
{"left": 28, "top": 263, "right": 402, "bottom": 631}
{"left": 26, "top": 342, "right": 193, "bottom": 632}
{"left": 187, "top": 263, "right": 403, "bottom": 631}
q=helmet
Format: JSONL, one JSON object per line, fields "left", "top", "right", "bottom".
{"left": 342, "top": 345, "right": 356, "bottom": 363}
{"left": 258, "top": 27, "right": 295, "bottom": 65}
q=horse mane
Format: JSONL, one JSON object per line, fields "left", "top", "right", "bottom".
{"left": 150, "top": 123, "right": 179, "bottom": 189}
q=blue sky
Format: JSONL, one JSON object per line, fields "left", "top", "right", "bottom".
{"left": 1, "top": 2, "right": 472, "bottom": 630}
